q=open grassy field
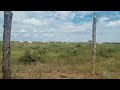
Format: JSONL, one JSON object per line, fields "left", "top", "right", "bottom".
{"left": 0, "top": 41, "right": 120, "bottom": 79}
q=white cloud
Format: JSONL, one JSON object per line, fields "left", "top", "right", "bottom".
{"left": 54, "top": 11, "right": 72, "bottom": 19}
{"left": 78, "top": 11, "right": 92, "bottom": 14}
{"left": 12, "top": 11, "right": 28, "bottom": 22}
{"left": 33, "top": 30, "right": 37, "bottom": 32}
{"left": 56, "top": 11, "right": 71, "bottom": 15}
{"left": 53, "top": 11, "right": 92, "bottom": 20}
{"left": 99, "top": 17, "right": 110, "bottom": 23}
{"left": 105, "top": 20, "right": 120, "bottom": 27}
{"left": 22, "top": 18, "right": 53, "bottom": 26}
{"left": 27, "top": 11, "right": 55, "bottom": 18}
{"left": 24, "top": 11, "right": 92, "bottom": 21}
{"left": 42, "top": 33, "right": 53, "bottom": 37}
{"left": 58, "top": 22, "right": 92, "bottom": 32}
{"left": 73, "top": 11, "right": 93, "bottom": 19}
{"left": 20, "top": 29, "right": 26, "bottom": 32}
{"left": 23, "top": 18, "right": 41, "bottom": 26}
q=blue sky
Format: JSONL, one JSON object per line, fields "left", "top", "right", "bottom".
{"left": 0, "top": 11, "right": 120, "bottom": 42}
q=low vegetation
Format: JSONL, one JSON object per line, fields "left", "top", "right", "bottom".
{"left": 0, "top": 41, "right": 120, "bottom": 79}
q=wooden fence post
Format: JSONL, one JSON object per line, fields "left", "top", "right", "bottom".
{"left": 2, "top": 11, "right": 13, "bottom": 79}
{"left": 92, "top": 11, "right": 97, "bottom": 78}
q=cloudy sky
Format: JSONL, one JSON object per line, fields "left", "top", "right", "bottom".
{"left": 0, "top": 11, "right": 120, "bottom": 42}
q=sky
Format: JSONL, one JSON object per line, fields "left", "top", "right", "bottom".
{"left": 0, "top": 11, "right": 120, "bottom": 43}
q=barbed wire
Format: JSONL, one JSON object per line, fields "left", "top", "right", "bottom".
{"left": 0, "top": 32, "right": 120, "bottom": 35}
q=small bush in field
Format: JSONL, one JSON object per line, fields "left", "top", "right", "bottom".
{"left": 36, "top": 48, "right": 48, "bottom": 55}
{"left": 76, "top": 44, "right": 81, "bottom": 48}
{"left": 97, "top": 48, "right": 116, "bottom": 58}
{"left": 19, "top": 49, "right": 36, "bottom": 64}
{"left": 19, "top": 49, "right": 47, "bottom": 64}
{"left": 32, "top": 51, "right": 46, "bottom": 63}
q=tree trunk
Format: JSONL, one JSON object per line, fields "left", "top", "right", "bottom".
{"left": 2, "top": 11, "right": 13, "bottom": 79}
{"left": 92, "top": 11, "right": 97, "bottom": 78}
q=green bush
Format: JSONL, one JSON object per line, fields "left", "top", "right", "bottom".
{"left": 36, "top": 48, "right": 48, "bottom": 55}
{"left": 19, "top": 49, "right": 37, "bottom": 64}
{"left": 76, "top": 44, "right": 81, "bottom": 48}
{"left": 97, "top": 48, "right": 116, "bottom": 58}
{"left": 19, "top": 48, "right": 47, "bottom": 64}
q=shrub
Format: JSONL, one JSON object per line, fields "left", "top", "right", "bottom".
{"left": 19, "top": 49, "right": 36, "bottom": 64}
{"left": 66, "top": 49, "right": 79, "bottom": 56}
{"left": 19, "top": 48, "right": 47, "bottom": 64}
{"left": 36, "top": 48, "right": 48, "bottom": 55}
{"left": 97, "top": 48, "right": 116, "bottom": 58}
{"left": 72, "top": 49, "right": 79, "bottom": 55}
{"left": 76, "top": 44, "right": 81, "bottom": 48}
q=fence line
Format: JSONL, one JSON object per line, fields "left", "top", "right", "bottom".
{"left": 3, "top": 32, "right": 120, "bottom": 34}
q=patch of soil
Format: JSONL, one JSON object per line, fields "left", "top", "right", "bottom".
{"left": 43, "top": 71, "right": 84, "bottom": 79}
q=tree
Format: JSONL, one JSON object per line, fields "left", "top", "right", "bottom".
{"left": 92, "top": 11, "right": 97, "bottom": 78}
{"left": 88, "top": 40, "right": 92, "bottom": 43}
{"left": 2, "top": 11, "right": 13, "bottom": 79}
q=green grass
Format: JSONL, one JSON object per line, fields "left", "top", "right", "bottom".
{"left": 0, "top": 42, "right": 120, "bottom": 79}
